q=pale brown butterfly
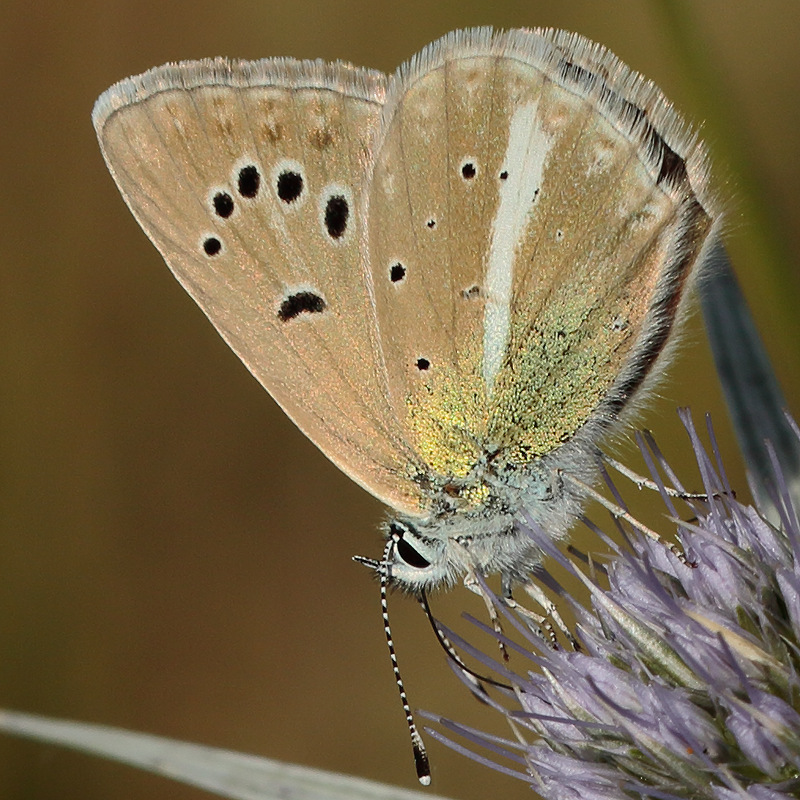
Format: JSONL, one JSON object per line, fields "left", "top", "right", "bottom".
{"left": 93, "top": 27, "right": 721, "bottom": 783}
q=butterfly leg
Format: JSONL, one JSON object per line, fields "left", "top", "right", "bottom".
{"left": 561, "top": 470, "right": 695, "bottom": 567}
{"left": 463, "top": 568, "right": 510, "bottom": 662}
{"left": 493, "top": 572, "right": 560, "bottom": 647}
{"left": 602, "top": 453, "right": 714, "bottom": 501}
{"left": 520, "top": 580, "right": 578, "bottom": 649}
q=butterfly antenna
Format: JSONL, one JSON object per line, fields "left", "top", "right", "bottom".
{"left": 377, "top": 536, "right": 431, "bottom": 786}
{"left": 418, "top": 589, "right": 511, "bottom": 691}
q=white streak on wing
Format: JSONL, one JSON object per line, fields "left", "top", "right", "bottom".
{"left": 483, "top": 100, "right": 552, "bottom": 393}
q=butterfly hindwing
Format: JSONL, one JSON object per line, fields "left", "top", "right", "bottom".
{"left": 369, "top": 37, "right": 530, "bottom": 479}
{"left": 367, "top": 29, "right": 715, "bottom": 484}
{"left": 485, "top": 31, "right": 714, "bottom": 462}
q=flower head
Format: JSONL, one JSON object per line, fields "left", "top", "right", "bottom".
{"left": 426, "top": 410, "right": 800, "bottom": 799}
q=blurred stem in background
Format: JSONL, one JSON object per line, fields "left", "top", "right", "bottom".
{"left": 653, "top": 0, "right": 800, "bottom": 510}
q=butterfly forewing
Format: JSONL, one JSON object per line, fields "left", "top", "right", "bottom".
{"left": 93, "top": 59, "right": 428, "bottom": 513}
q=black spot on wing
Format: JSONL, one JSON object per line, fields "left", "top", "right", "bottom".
{"left": 238, "top": 165, "right": 260, "bottom": 198}
{"left": 324, "top": 195, "right": 349, "bottom": 238}
{"left": 213, "top": 192, "right": 234, "bottom": 218}
{"left": 203, "top": 237, "right": 222, "bottom": 256}
{"left": 656, "top": 146, "right": 688, "bottom": 188}
{"left": 277, "top": 170, "right": 303, "bottom": 203}
{"left": 557, "top": 59, "right": 689, "bottom": 191}
{"left": 278, "top": 291, "right": 326, "bottom": 322}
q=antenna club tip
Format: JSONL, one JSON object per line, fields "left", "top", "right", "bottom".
{"left": 413, "top": 744, "right": 431, "bottom": 786}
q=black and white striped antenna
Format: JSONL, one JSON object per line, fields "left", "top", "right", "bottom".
{"left": 353, "top": 534, "right": 431, "bottom": 786}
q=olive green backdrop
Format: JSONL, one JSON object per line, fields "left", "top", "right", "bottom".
{"left": 1, "top": 1, "right": 799, "bottom": 798}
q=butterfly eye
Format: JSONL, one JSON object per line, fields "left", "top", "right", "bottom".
{"left": 394, "top": 532, "right": 431, "bottom": 570}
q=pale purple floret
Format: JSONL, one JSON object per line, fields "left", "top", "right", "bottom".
{"left": 425, "top": 410, "right": 800, "bottom": 798}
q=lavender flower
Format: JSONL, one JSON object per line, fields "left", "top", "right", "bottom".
{"left": 425, "top": 409, "right": 800, "bottom": 799}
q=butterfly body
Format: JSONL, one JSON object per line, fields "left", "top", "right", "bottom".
{"left": 93, "top": 28, "right": 719, "bottom": 595}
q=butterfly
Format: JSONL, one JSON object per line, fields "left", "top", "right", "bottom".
{"left": 93, "top": 27, "right": 721, "bottom": 782}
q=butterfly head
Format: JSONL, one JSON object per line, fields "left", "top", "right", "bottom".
{"left": 380, "top": 519, "right": 453, "bottom": 593}
{"left": 376, "top": 507, "right": 557, "bottom": 594}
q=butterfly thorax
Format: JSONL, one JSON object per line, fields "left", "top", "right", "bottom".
{"left": 384, "top": 436, "right": 600, "bottom": 593}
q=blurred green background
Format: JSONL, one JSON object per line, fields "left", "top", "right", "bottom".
{"left": 1, "top": 1, "right": 799, "bottom": 798}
